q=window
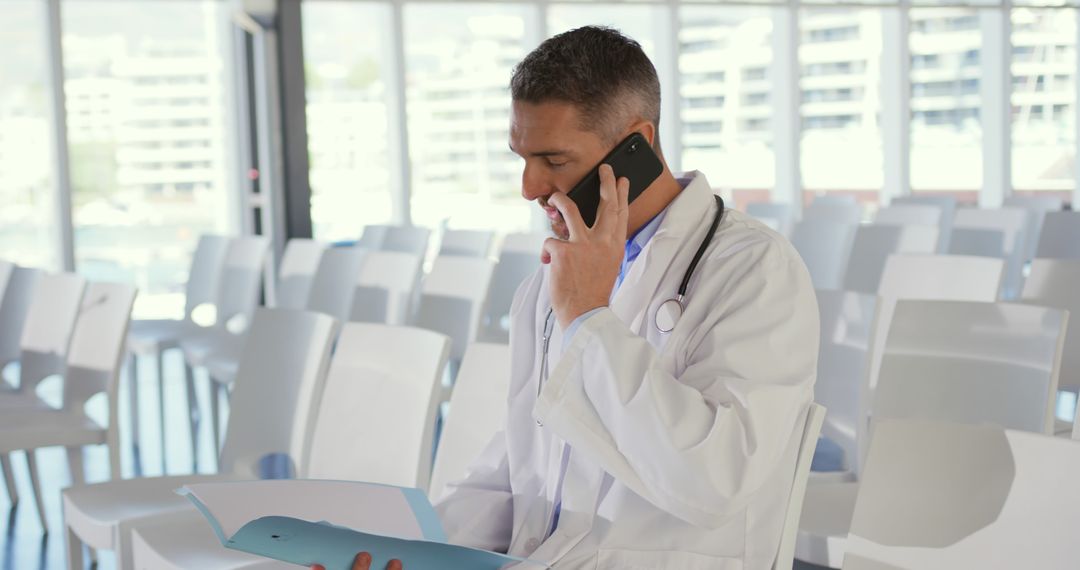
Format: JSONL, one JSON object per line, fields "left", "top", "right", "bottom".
{"left": 910, "top": 8, "right": 983, "bottom": 194}
{"left": 404, "top": 3, "right": 535, "bottom": 233}
{"left": 678, "top": 6, "right": 775, "bottom": 194}
{"left": 0, "top": 1, "right": 57, "bottom": 269}
{"left": 800, "top": 9, "right": 883, "bottom": 201}
{"left": 1011, "top": 8, "right": 1076, "bottom": 199}
{"left": 63, "top": 0, "right": 235, "bottom": 318}
{"left": 303, "top": 1, "right": 395, "bottom": 241}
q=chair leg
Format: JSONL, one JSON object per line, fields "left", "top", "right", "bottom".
{"left": 156, "top": 351, "right": 167, "bottom": 475}
{"left": 209, "top": 378, "right": 222, "bottom": 457}
{"left": 25, "top": 449, "right": 48, "bottom": 531}
{"left": 127, "top": 352, "right": 141, "bottom": 477}
{"left": 184, "top": 362, "right": 200, "bottom": 473}
{"left": 1, "top": 452, "right": 17, "bottom": 506}
{"left": 66, "top": 446, "right": 85, "bottom": 487}
{"left": 66, "top": 524, "right": 86, "bottom": 570}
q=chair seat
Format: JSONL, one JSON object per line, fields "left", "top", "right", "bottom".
{"left": 131, "top": 509, "right": 271, "bottom": 570}
{"left": 128, "top": 319, "right": 200, "bottom": 354}
{"left": 63, "top": 473, "right": 238, "bottom": 550}
{"left": 795, "top": 481, "right": 859, "bottom": 568}
{"left": 0, "top": 410, "right": 105, "bottom": 452}
{"left": 180, "top": 329, "right": 244, "bottom": 368}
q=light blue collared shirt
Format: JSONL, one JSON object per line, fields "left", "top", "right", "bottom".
{"left": 562, "top": 207, "right": 668, "bottom": 346}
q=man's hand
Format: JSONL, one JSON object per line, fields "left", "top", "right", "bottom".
{"left": 311, "top": 552, "right": 402, "bottom": 570}
{"left": 541, "top": 164, "right": 630, "bottom": 330}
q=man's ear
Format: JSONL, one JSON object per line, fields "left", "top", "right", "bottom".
{"left": 628, "top": 120, "right": 657, "bottom": 147}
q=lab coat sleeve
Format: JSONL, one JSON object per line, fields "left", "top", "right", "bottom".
{"left": 531, "top": 240, "right": 818, "bottom": 529}
{"left": 433, "top": 428, "right": 514, "bottom": 553}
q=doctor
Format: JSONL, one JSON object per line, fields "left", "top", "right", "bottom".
{"left": 316, "top": 25, "right": 818, "bottom": 570}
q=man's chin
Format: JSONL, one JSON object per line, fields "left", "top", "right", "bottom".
{"left": 550, "top": 222, "right": 569, "bottom": 240}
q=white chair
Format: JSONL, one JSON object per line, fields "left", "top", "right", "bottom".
{"left": 126, "top": 234, "right": 229, "bottom": 473}
{"left": 950, "top": 207, "right": 1028, "bottom": 298}
{"left": 273, "top": 238, "right": 327, "bottom": 310}
{"left": 842, "top": 419, "right": 1080, "bottom": 570}
{"left": 305, "top": 246, "right": 368, "bottom": 323}
{"left": 773, "top": 403, "right": 826, "bottom": 570}
{"left": 1035, "top": 211, "right": 1080, "bottom": 260}
{"left": 1003, "top": 194, "right": 1063, "bottom": 263}
{"left": 874, "top": 204, "right": 942, "bottom": 228}
{"left": 413, "top": 256, "right": 496, "bottom": 363}
{"left": 429, "top": 342, "right": 511, "bottom": 502}
{"left": 891, "top": 194, "right": 957, "bottom": 252}
{"left": 1021, "top": 259, "right": 1080, "bottom": 432}
{"left": 804, "top": 195, "right": 863, "bottom": 225}
{"left": 0, "top": 264, "right": 40, "bottom": 387}
{"left": 841, "top": 225, "right": 939, "bottom": 294}
{"left": 747, "top": 202, "right": 794, "bottom": 237}
{"left": 357, "top": 224, "right": 389, "bottom": 249}
{"left": 812, "top": 290, "right": 877, "bottom": 481}
{"left": 349, "top": 250, "right": 423, "bottom": 325}
{"left": 790, "top": 221, "right": 857, "bottom": 290}
{"left": 480, "top": 233, "right": 545, "bottom": 343}
{"left": 126, "top": 323, "right": 451, "bottom": 570}
{"left": 383, "top": 225, "right": 432, "bottom": 257}
{"left": 796, "top": 300, "right": 1067, "bottom": 568}
{"left": 62, "top": 308, "right": 339, "bottom": 570}
{"left": 179, "top": 235, "right": 270, "bottom": 466}
{"left": 0, "top": 281, "right": 135, "bottom": 530}
{"left": 439, "top": 229, "right": 494, "bottom": 258}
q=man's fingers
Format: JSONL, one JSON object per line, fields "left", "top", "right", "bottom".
{"left": 547, "top": 193, "right": 588, "bottom": 239}
{"left": 353, "top": 552, "right": 373, "bottom": 570}
{"left": 614, "top": 174, "right": 630, "bottom": 241}
{"left": 541, "top": 237, "right": 564, "bottom": 265}
{"left": 311, "top": 566, "right": 325, "bottom": 570}
{"left": 386, "top": 560, "right": 404, "bottom": 570}
{"left": 594, "top": 165, "right": 627, "bottom": 236}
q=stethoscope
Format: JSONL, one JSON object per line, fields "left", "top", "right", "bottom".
{"left": 537, "top": 194, "right": 725, "bottom": 420}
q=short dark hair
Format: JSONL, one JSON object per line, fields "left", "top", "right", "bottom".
{"left": 510, "top": 26, "right": 661, "bottom": 148}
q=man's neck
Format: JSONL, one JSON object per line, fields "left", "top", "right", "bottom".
{"left": 627, "top": 167, "right": 684, "bottom": 236}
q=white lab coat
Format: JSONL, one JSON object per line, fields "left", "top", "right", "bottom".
{"left": 436, "top": 171, "right": 819, "bottom": 570}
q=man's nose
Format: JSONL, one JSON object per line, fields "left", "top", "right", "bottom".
{"left": 521, "top": 167, "right": 546, "bottom": 202}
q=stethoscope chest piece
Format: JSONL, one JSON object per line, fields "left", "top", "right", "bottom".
{"left": 655, "top": 296, "right": 683, "bottom": 334}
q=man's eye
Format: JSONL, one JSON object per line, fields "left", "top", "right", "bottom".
{"left": 547, "top": 160, "right": 567, "bottom": 169}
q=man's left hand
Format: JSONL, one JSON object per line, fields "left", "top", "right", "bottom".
{"left": 541, "top": 164, "right": 630, "bottom": 330}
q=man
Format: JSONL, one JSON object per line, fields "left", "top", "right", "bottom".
{"left": 316, "top": 25, "right": 817, "bottom": 570}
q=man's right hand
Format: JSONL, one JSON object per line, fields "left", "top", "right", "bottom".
{"left": 311, "top": 552, "right": 403, "bottom": 570}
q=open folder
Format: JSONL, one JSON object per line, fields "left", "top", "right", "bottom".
{"left": 178, "top": 480, "right": 547, "bottom": 570}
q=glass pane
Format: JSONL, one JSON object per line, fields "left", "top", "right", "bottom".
{"left": 303, "top": 1, "right": 395, "bottom": 242}
{"left": 0, "top": 1, "right": 57, "bottom": 269}
{"left": 910, "top": 8, "right": 983, "bottom": 199}
{"left": 403, "top": 3, "right": 535, "bottom": 233}
{"left": 678, "top": 6, "right": 775, "bottom": 206}
{"left": 1011, "top": 8, "right": 1076, "bottom": 201}
{"left": 800, "top": 9, "right": 884, "bottom": 212}
{"left": 63, "top": 0, "right": 235, "bottom": 318}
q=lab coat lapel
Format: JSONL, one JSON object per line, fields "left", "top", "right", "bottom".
{"left": 609, "top": 172, "right": 716, "bottom": 334}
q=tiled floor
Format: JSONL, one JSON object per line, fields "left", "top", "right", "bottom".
{"left": 1, "top": 352, "right": 222, "bottom": 570}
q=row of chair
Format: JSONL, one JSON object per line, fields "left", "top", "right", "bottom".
{"left": 60, "top": 308, "right": 512, "bottom": 570}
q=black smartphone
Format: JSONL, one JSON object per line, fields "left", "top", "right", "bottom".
{"left": 566, "top": 132, "right": 664, "bottom": 228}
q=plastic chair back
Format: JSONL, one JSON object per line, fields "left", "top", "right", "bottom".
{"left": 872, "top": 300, "right": 1064, "bottom": 447}
{"left": 439, "top": 229, "right": 494, "bottom": 258}
{"left": 773, "top": 403, "right": 826, "bottom": 570}
{"left": 358, "top": 225, "right": 390, "bottom": 249}
{"left": 791, "top": 221, "right": 858, "bottom": 290}
{"left": 841, "top": 225, "right": 939, "bottom": 294}
{"left": 891, "top": 195, "right": 957, "bottom": 252}
{"left": 499, "top": 232, "right": 549, "bottom": 255}
{"left": 383, "top": 226, "right": 432, "bottom": 257}
{"left": 1004, "top": 195, "right": 1063, "bottom": 262}
{"left": 1021, "top": 259, "right": 1080, "bottom": 391}
{"left": 804, "top": 195, "right": 863, "bottom": 225}
{"left": 0, "top": 265, "right": 39, "bottom": 370}
{"left": 182, "top": 235, "right": 230, "bottom": 319}
{"left": 215, "top": 236, "right": 270, "bottom": 330}
{"left": 276, "top": 239, "right": 327, "bottom": 310}
{"left": 814, "top": 290, "right": 877, "bottom": 473}
{"left": 747, "top": 202, "right": 794, "bottom": 237}
{"left": 18, "top": 272, "right": 87, "bottom": 393}
{"left": 218, "top": 308, "right": 339, "bottom": 478}
{"left": 307, "top": 246, "right": 367, "bottom": 322}
{"left": 64, "top": 281, "right": 137, "bottom": 412}
{"left": 429, "top": 343, "right": 511, "bottom": 500}
{"left": 874, "top": 204, "right": 942, "bottom": 227}
{"left": 951, "top": 207, "right": 1028, "bottom": 298}
{"left": 844, "top": 419, "right": 1080, "bottom": 570}
{"left": 482, "top": 251, "right": 541, "bottom": 343}
{"left": 303, "top": 323, "right": 450, "bottom": 490}
{"left": 416, "top": 257, "right": 495, "bottom": 360}
{"left": 353, "top": 251, "right": 423, "bottom": 325}
{"left": 1035, "top": 211, "right": 1080, "bottom": 260}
